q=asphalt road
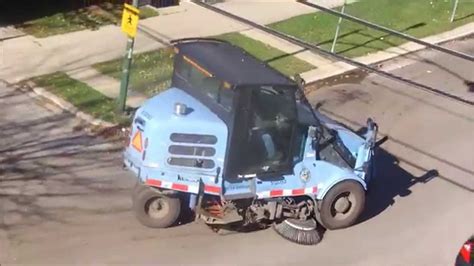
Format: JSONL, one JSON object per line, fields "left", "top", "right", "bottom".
{"left": 1, "top": 38, "right": 473, "bottom": 265}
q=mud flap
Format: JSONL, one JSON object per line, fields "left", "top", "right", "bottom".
{"left": 195, "top": 179, "right": 244, "bottom": 225}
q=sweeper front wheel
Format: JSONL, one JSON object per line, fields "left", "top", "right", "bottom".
{"left": 133, "top": 187, "right": 181, "bottom": 228}
{"left": 318, "top": 180, "right": 365, "bottom": 230}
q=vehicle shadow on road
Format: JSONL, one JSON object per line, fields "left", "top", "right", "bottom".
{"left": 311, "top": 103, "right": 443, "bottom": 226}
{"left": 358, "top": 147, "right": 438, "bottom": 224}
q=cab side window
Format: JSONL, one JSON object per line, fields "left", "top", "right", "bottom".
{"left": 173, "top": 55, "right": 233, "bottom": 112}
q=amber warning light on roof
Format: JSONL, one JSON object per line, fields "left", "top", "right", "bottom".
{"left": 132, "top": 131, "right": 143, "bottom": 153}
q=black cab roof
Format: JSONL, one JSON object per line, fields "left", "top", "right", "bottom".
{"left": 172, "top": 38, "right": 296, "bottom": 87}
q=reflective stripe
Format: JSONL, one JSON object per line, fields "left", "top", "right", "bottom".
{"left": 292, "top": 188, "right": 305, "bottom": 195}
{"left": 270, "top": 189, "right": 283, "bottom": 197}
{"left": 145, "top": 178, "right": 199, "bottom": 194}
{"left": 146, "top": 179, "right": 162, "bottom": 187}
{"left": 204, "top": 185, "right": 221, "bottom": 194}
{"left": 257, "top": 186, "right": 318, "bottom": 199}
{"left": 145, "top": 178, "right": 318, "bottom": 198}
{"left": 172, "top": 183, "right": 188, "bottom": 192}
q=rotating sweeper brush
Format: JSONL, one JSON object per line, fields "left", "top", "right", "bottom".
{"left": 273, "top": 218, "right": 323, "bottom": 245}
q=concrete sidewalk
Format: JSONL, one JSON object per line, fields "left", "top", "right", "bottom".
{"left": 0, "top": 2, "right": 289, "bottom": 83}
{"left": 66, "top": 67, "right": 147, "bottom": 108}
{"left": 0, "top": 25, "right": 161, "bottom": 83}
{"left": 215, "top": 0, "right": 354, "bottom": 24}
{"left": 0, "top": 0, "right": 346, "bottom": 84}
{"left": 0, "top": 2, "right": 245, "bottom": 83}
{"left": 3, "top": 0, "right": 473, "bottom": 112}
{"left": 0, "top": 0, "right": 334, "bottom": 108}
{"left": 0, "top": 26, "right": 25, "bottom": 40}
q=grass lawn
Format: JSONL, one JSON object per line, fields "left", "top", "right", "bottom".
{"left": 269, "top": 0, "right": 474, "bottom": 58}
{"left": 94, "top": 32, "right": 314, "bottom": 96}
{"left": 18, "top": 3, "right": 158, "bottom": 38}
{"left": 33, "top": 72, "right": 126, "bottom": 124}
{"left": 94, "top": 48, "right": 175, "bottom": 97}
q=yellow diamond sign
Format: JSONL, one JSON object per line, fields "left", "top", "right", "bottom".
{"left": 121, "top": 3, "right": 140, "bottom": 38}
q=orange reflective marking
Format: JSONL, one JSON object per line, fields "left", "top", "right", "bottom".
{"left": 131, "top": 131, "right": 143, "bottom": 152}
{"left": 223, "top": 81, "right": 232, "bottom": 89}
{"left": 183, "top": 55, "right": 213, "bottom": 77}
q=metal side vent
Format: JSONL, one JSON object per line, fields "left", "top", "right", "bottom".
{"left": 168, "top": 133, "right": 217, "bottom": 169}
{"left": 170, "top": 133, "right": 217, "bottom": 144}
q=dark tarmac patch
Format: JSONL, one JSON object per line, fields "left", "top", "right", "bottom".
{"left": 332, "top": 87, "right": 371, "bottom": 105}
{"left": 465, "top": 81, "right": 474, "bottom": 92}
{"left": 304, "top": 69, "right": 370, "bottom": 94}
{"left": 304, "top": 69, "right": 372, "bottom": 108}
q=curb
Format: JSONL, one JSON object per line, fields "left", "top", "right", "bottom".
{"left": 25, "top": 81, "right": 116, "bottom": 128}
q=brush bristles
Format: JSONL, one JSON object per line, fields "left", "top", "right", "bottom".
{"left": 273, "top": 220, "right": 322, "bottom": 245}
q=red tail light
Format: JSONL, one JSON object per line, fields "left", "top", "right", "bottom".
{"left": 460, "top": 242, "right": 472, "bottom": 263}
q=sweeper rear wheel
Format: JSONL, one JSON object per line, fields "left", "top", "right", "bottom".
{"left": 133, "top": 187, "right": 181, "bottom": 228}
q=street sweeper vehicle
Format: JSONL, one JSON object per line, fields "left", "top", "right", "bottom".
{"left": 123, "top": 38, "right": 378, "bottom": 245}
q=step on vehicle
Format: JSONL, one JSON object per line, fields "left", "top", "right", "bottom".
{"left": 123, "top": 38, "right": 378, "bottom": 245}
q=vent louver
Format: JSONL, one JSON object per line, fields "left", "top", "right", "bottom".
{"left": 168, "top": 133, "right": 217, "bottom": 169}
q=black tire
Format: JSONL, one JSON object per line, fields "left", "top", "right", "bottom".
{"left": 318, "top": 180, "right": 365, "bottom": 230}
{"left": 133, "top": 187, "right": 181, "bottom": 228}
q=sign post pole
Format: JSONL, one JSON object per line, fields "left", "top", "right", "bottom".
{"left": 118, "top": 0, "right": 140, "bottom": 113}
{"left": 450, "top": 0, "right": 459, "bottom": 22}
{"left": 331, "top": 0, "right": 346, "bottom": 53}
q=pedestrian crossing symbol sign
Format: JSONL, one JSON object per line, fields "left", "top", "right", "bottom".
{"left": 121, "top": 3, "right": 140, "bottom": 38}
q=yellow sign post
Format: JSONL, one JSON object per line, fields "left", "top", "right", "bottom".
{"left": 118, "top": 2, "right": 140, "bottom": 112}
{"left": 121, "top": 3, "right": 140, "bottom": 38}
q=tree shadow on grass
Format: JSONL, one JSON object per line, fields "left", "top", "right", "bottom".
{"left": 262, "top": 22, "right": 424, "bottom": 66}
{"left": 263, "top": 29, "right": 364, "bottom": 65}
{"left": 0, "top": 0, "right": 72, "bottom": 25}
{"left": 334, "top": 22, "right": 426, "bottom": 55}
{"left": 453, "top": 13, "right": 474, "bottom": 22}
{"left": 0, "top": 0, "right": 125, "bottom": 25}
